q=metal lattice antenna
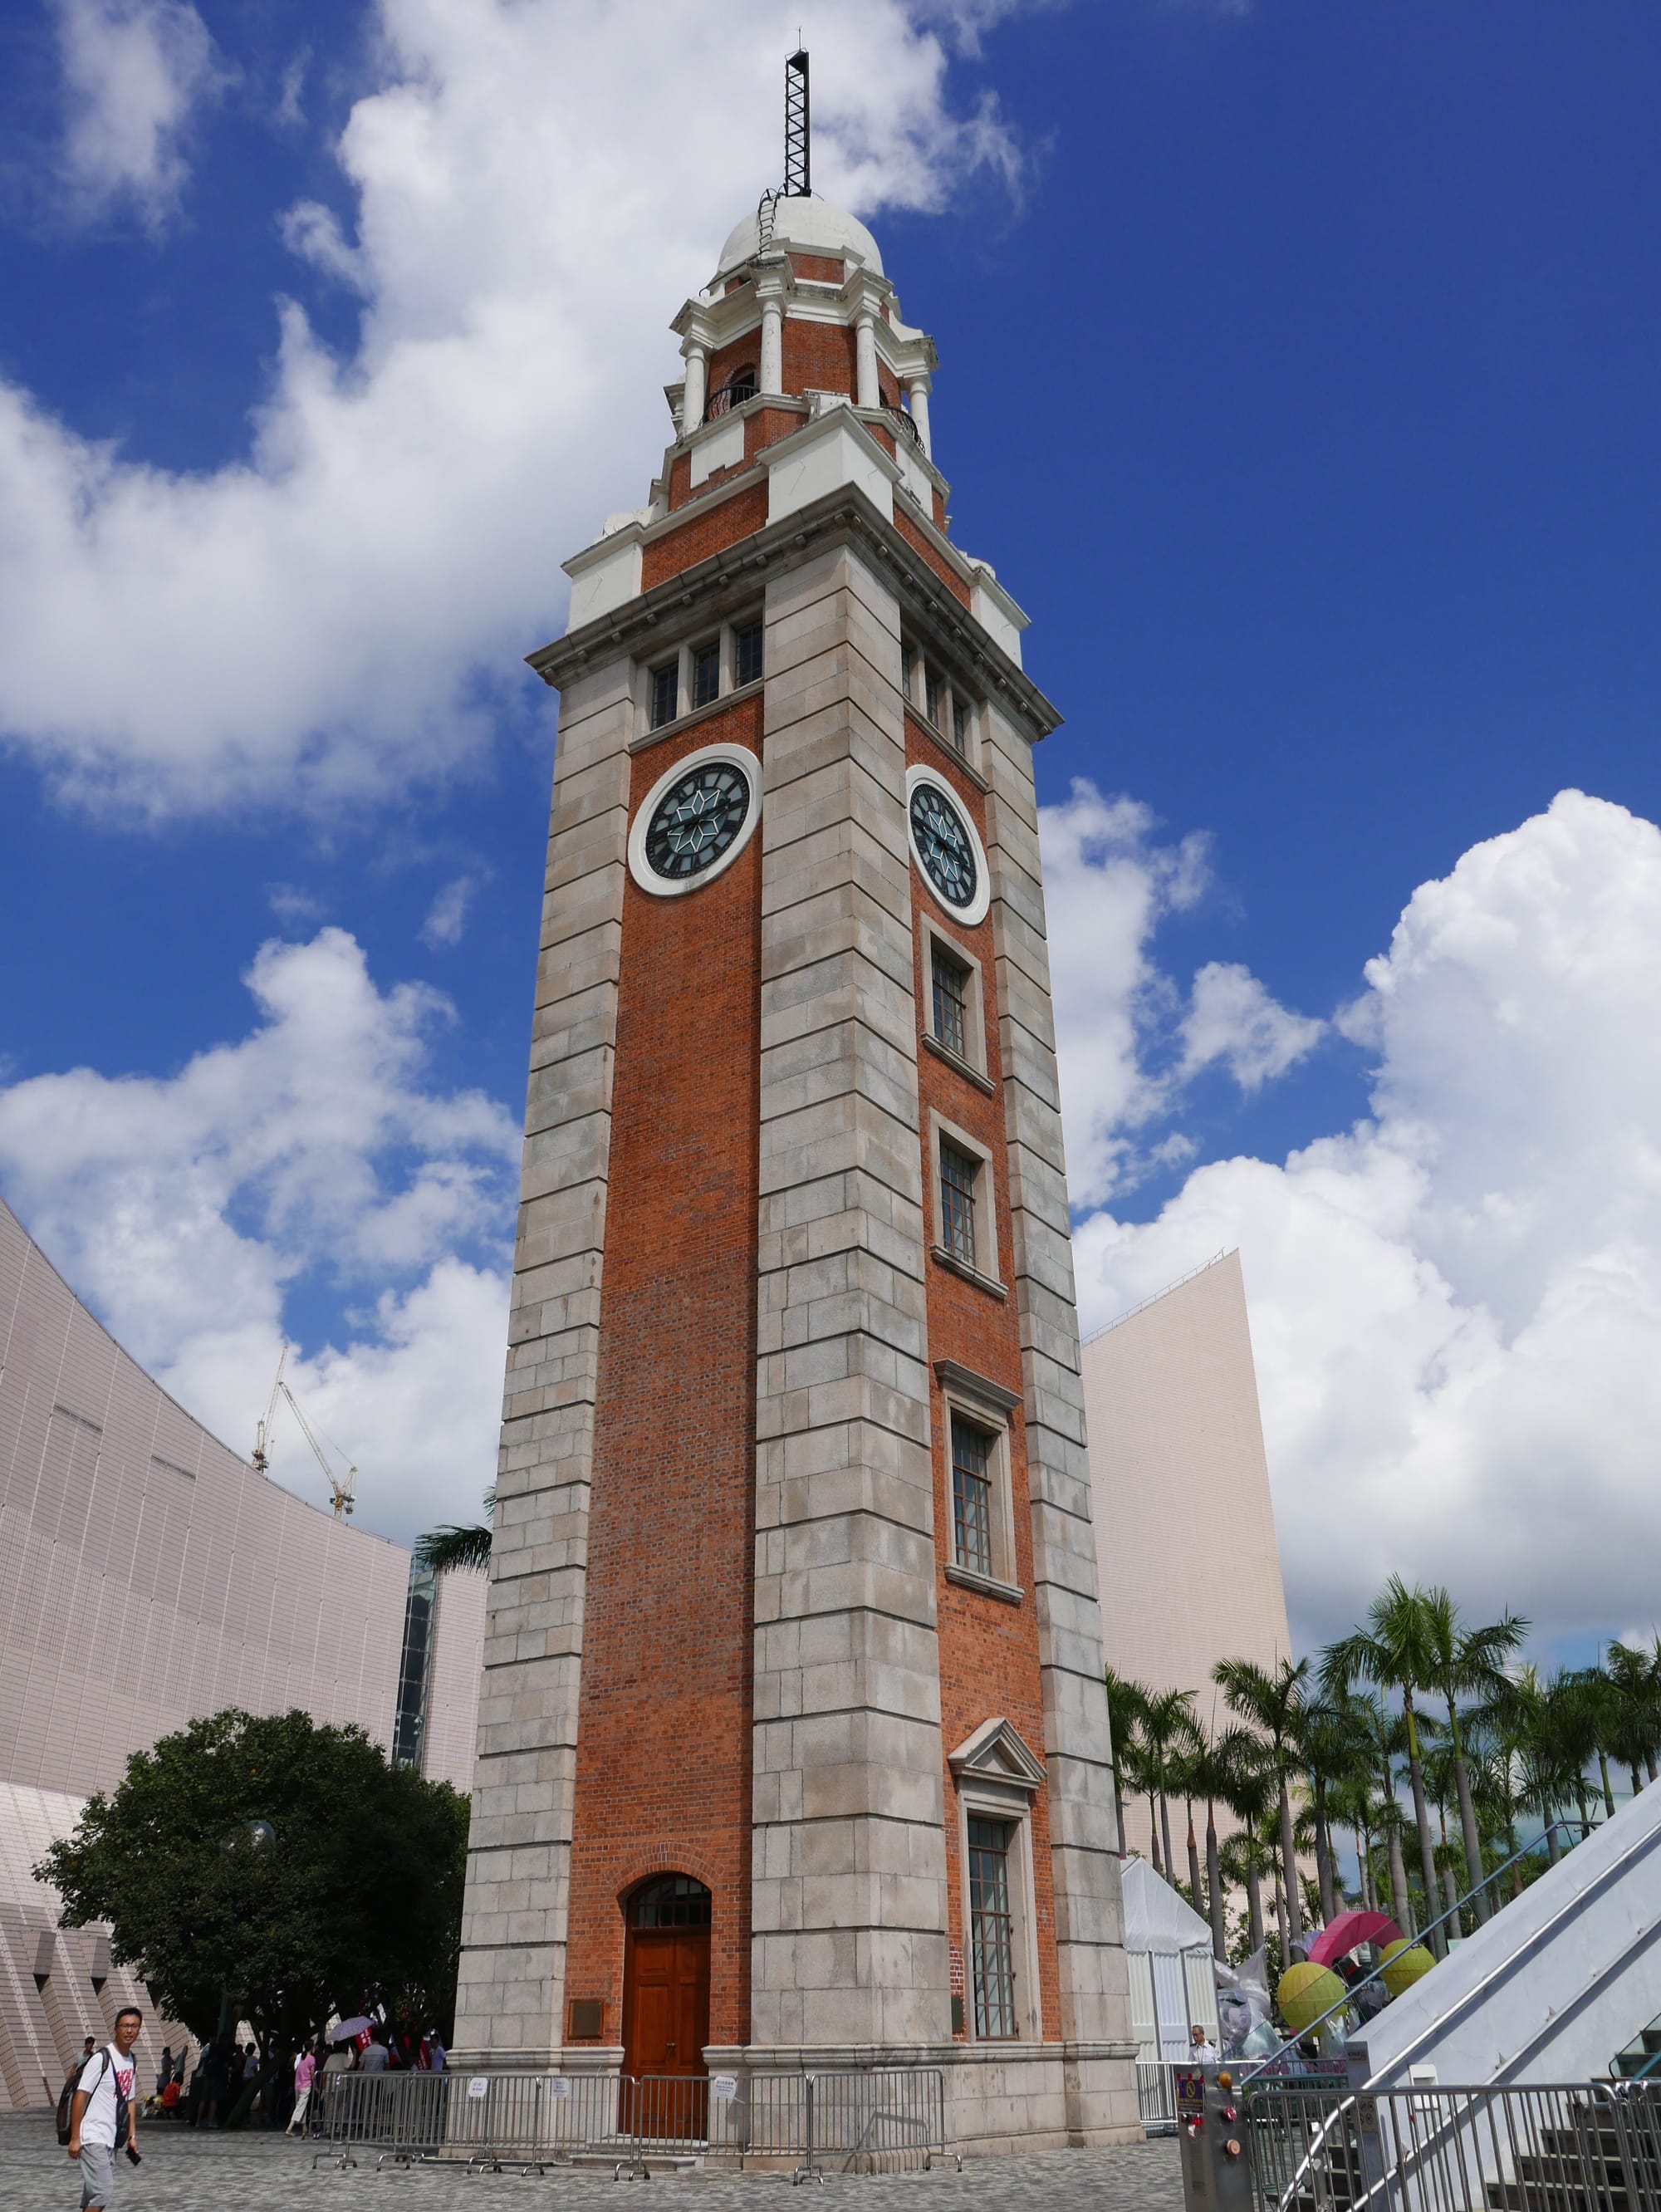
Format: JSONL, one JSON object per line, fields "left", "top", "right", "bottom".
{"left": 784, "top": 47, "right": 810, "bottom": 197}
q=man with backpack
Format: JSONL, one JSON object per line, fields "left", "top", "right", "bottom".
{"left": 63, "top": 2005, "right": 142, "bottom": 2209}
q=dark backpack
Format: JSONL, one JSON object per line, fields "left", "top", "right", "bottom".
{"left": 55, "top": 2048, "right": 128, "bottom": 2149}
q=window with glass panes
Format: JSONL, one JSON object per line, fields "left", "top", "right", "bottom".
{"left": 900, "top": 641, "right": 918, "bottom": 704}
{"left": 951, "top": 1415, "right": 994, "bottom": 1578}
{"left": 931, "top": 944, "right": 969, "bottom": 1060}
{"left": 649, "top": 661, "right": 679, "bottom": 728}
{"left": 925, "top": 664, "right": 943, "bottom": 726}
{"left": 939, "top": 1139, "right": 978, "bottom": 1267}
{"left": 968, "top": 1817, "right": 1017, "bottom": 2038}
{"left": 692, "top": 639, "right": 721, "bottom": 709}
{"left": 735, "top": 619, "right": 764, "bottom": 688}
{"left": 952, "top": 695, "right": 971, "bottom": 754}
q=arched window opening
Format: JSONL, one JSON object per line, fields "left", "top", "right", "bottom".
{"left": 704, "top": 366, "right": 757, "bottom": 422}
{"left": 628, "top": 1874, "right": 712, "bottom": 1929}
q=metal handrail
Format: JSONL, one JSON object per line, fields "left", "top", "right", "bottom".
{"left": 883, "top": 400, "right": 923, "bottom": 449}
{"left": 703, "top": 378, "right": 757, "bottom": 423}
{"left": 1240, "top": 1815, "right": 1601, "bottom": 2083}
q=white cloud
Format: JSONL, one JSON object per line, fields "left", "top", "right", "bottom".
{"left": 1073, "top": 790, "right": 1661, "bottom": 1655}
{"left": 1180, "top": 959, "right": 1324, "bottom": 1091}
{"left": 1038, "top": 782, "right": 1208, "bottom": 1208}
{"left": 2, "top": 1, "right": 1021, "bottom": 819}
{"left": 54, "top": 0, "right": 225, "bottom": 231}
{"left": 0, "top": 928, "right": 518, "bottom": 1542}
{"left": 419, "top": 874, "right": 474, "bottom": 949}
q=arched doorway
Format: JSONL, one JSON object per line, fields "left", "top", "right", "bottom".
{"left": 621, "top": 1875, "right": 711, "bottom": 2126}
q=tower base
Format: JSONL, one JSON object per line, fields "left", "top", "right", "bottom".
{"left": 705, "top": 2042, "right": 1144, "bottom": 2157}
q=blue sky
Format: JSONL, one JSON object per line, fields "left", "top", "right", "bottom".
{"left": 2, "top": 0, "right": 1659, "bottom": 1658}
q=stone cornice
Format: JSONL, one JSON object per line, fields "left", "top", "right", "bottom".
{"left": 530, "top": 475, "right": 1061, "bottom": 746}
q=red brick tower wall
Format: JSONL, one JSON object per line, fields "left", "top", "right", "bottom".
{"left": 907, "top": 718, "right": 1064, "bottom": 2043}
{"left": 561, "top": 689, "right": 765, "bottom": 2053}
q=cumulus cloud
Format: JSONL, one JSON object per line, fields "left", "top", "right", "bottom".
{"left": 1072, "top": 790, "right": 1661, "bottom": 1655}
{"left": 1180, "top": 959, "right": 1325, "bottom": 1091}
{"left": 0, "top": 927, "right": 517, "bottom": 1541}
{"left": 2, "top": 0, "right": 1020, "bottom": 818}
{"left": 54, "top": 0, "right": 225, "bottom": 230}
{"left": 1038, "top": 782, "right": 1209, "bottom": 1207}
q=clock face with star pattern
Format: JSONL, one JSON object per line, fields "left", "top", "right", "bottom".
{"left": 643, "top": 760, "right": 751, "bottom": 882}
{"left": 628, "top": 743, "right": 764, "bottom": 899}
{"left": 904, "top": 767, "right": 991, "bottom": 925}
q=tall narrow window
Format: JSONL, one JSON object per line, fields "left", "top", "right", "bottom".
{"left": 692, "top": 639, "right": 721, "bottom": 709}
{"left": 900, "top": 641, "right": 918, "bottom": 704}
{"left": 968, "top": 1818, "right": 1017, "bottom": 2038}
{"left": 951, "top": 1416, "right": 994, "bottom": 1579}
{"left": 650, "top": 661, "right": 679, "bottom": 729}
{"left": 925, "top": 665, "right": 943, "bottom": 727}
{"left": 735, "top": 619, "right": 764, "bottom": 688}
{"left": 952, "top": 695, "right": 971, "bottom": 755}
{"left": 931, "top": 944, "right": 969, "bottom": 1061}
{"left": 939, "top": 1139, "right": 978, "bottom": 1268}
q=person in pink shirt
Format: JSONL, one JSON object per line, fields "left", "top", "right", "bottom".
{"left": 283, "top": 2043, "right": 317, "bottom": 2136}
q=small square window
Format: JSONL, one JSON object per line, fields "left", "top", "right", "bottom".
{"left": 968, "top": 1817, "right": 1017, "bottom": 2039}
{"left": 735, "top": 620, "right": 764, "bottom": 689}
{"left": 932, "top": 946, "right": 969, "bottom": 1062}
{"left": 692, "top": 639, "right": 721, "bottom": 709}
{"left": 925, "top": 665, "right": 943, "bottom": 727}
{"left": 951, "top": 1415, "right": 994, "bottom": 1580}
{"left": 939, "top": 1140, "right": 978, "bottom": 1269}
{"left": 952, "top": 696, "right": 971, "bottom": 755}
{"left": 649, "top": 662, "right": 679, "bottom": 729}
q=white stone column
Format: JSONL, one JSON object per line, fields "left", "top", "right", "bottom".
{"left": 855, "top": 311, "right": 879, "bottom": 410}
{"left": 904, "top": 373, "right": 932, "bottom": 458}
{"left": 680, "top": 339, "right": 708, "bottom": 434}
{"left": 758, "top": 279, "right": 786, "bottom": 395}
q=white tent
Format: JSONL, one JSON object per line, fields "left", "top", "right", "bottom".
{"left": 1121, "top": 1857, "right": 1220, "bottom": 2062}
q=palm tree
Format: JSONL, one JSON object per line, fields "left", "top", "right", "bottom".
{"left": 1323, "top": 1578, "right": 1446, "bottom": 1956}
{"left": 1215, "top": 1655, "right": 1310, "bottom": 1946}
{"left": 1217, "top": 1745, "right": 1275, "bottom": 1957}
{"left": 1179, "top": 1719, "right": 1255, "bottom": 1959}
{"left": 1300, "top": 1686, "right": 1371, "bottom": 1926}
{"left": 413, "top": 1487, "right": 494, "bottom": 1574}
{"left": 1602, "top": 1640, "right": 1661, "bottom": 1796}
{"left": 1139, "top": 1687, "right": 1199, "bottom": 1889}
{"left": 1104, "top": 1667, "right": 1154, "bottom": 1854}
{"left": 1418, "top": 1587, "right": 1527, "bottom": 1924}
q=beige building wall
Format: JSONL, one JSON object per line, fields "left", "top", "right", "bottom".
{"left": 0, "top": 1191, "right": 451, "bottom": 2107}
{"left": 421, "top": 1567, "right": 488, "bottom": 1798}
{"left": 1080, "top": 1250, "right": 1292, "bottom": 1866}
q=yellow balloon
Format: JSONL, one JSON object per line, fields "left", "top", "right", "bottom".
{"left": 1379, "top": 1940, "right": 1435, "bottom": 1997}
{"left": 1276, "top": 1961, "right": 1347, "bottom": 2036}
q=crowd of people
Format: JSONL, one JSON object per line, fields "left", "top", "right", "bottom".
{"left": 100, "top": 2017, "right": 448, "bottom": 2136}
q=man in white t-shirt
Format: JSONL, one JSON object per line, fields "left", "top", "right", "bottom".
{"left": 67, "top": 2006, "right": 141, "bottom": 2210}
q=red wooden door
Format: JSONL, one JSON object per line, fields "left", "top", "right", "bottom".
{"left": 622, "top": 1926, "right": 709, "bottom": 2137}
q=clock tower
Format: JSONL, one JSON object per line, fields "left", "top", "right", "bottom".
{"left": 454, "top": 82, "right": 1140, "bottom": 2154}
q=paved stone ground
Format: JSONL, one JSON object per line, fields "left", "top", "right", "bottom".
{"left": 0, "top": 2112, "right": 1183, "bottom": 2212}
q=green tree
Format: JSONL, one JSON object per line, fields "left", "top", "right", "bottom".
{"left": 1218, "top": 1728, "right": 1276, "bottom": 1955}
{"left": 1139, "top": 1687, "right": 1199, "bottom": 1893}
{"left": 1214, "top": 1654, "right": 1310, "bottom": 1946}
{"left": 414, "top": 1487, "right": 495, "bottom": 1575}
{"left": 36, "top": 1709, "right": 469, "bottom": 2057}
{"left": 1601, "top": 1639, "right": 1661, "bottom": 1796}
{"left": 1323, "top": 1578, "right": 1448, "bottom": 1956}
{"left": 1103, "top": 1667, "right": 1153, "bottom": 1854}
{"left": 1417, "top": 1587, "right": 1527, "bottom": 1924}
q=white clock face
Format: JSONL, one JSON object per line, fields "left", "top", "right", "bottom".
{"left": 904, "top": 766, "right": 992, "bottom": 925}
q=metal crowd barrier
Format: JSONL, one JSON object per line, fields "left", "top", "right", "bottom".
{"left": 307, "top": 2062, "right": 949, "bottom": 2176}
{"left": 1139, "top": 2059, "right": 1179, "bottom": 2134}
{"left": 1237, "top": 2077, "right": 1661, "bottom": 2212}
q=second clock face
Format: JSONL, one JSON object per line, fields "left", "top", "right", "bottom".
{"left": 643, "top": 760, "right": 752, "bottom": 882}
{"left": 909, "top": 780, "right": 979, "bottom": 912}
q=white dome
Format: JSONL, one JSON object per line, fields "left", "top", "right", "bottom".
{"left": 715, "top": 197, "right": 884, "bottom": 280}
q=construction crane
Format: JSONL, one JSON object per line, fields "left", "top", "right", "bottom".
{"left": 251, "top": 1346, "right": 358, "bottom": 1519}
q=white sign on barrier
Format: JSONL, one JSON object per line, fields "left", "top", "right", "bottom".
{"left": 467, "top": 2077, "right": 489, "bottom": 2101}
{"left": 551, "top": 2077, "right": 571, "bottom": 2099}
{"left": 712, "top": 2076, "right": 738, "bottom": 2102}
